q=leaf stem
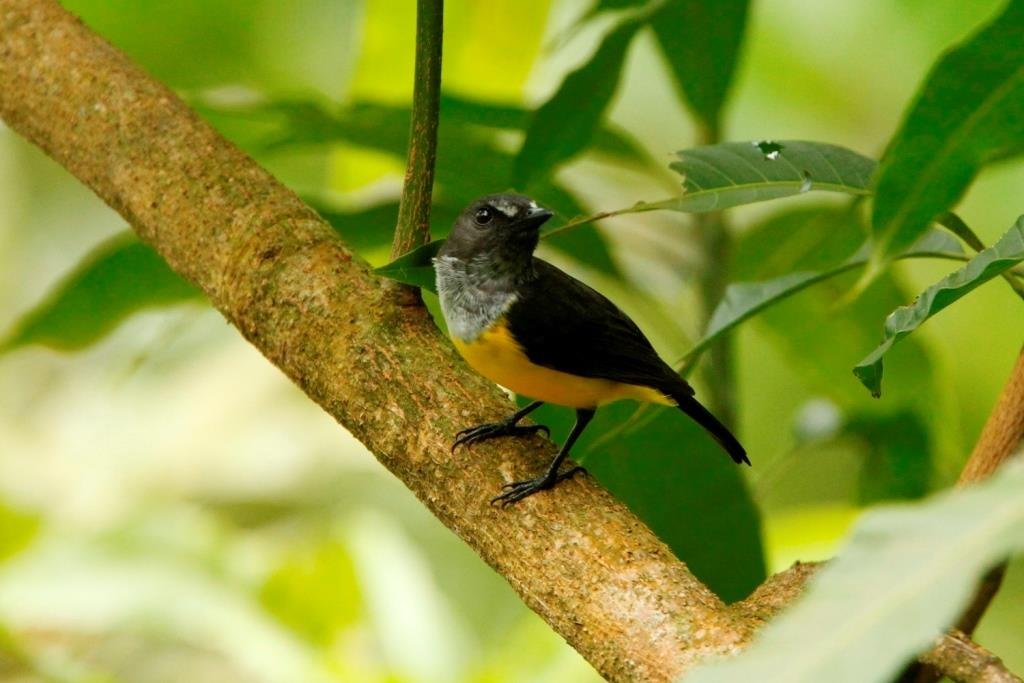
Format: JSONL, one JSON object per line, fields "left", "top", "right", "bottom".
{"left": 676, "top": 248, "right": 995, "bottom": 371}
{"left": 540, "top": 200, "right": 669, "bottom": 240}
{"left": 391, "top": 0, "right": 443, "bottom": 272}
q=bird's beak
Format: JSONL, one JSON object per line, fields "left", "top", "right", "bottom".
{"left": 517, "top": 206, "right": 553, "bottom": 232}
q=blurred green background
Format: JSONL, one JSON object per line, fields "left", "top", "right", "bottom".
{"left": 1, "top": 1, "right": 1022, "bottom": 681}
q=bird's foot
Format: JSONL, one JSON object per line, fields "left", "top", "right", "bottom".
{"left": 451, "top": 419, "right": 549, "bottom": 452}
{"left": 491, "top": 466, "right": 585, "bottom": 507}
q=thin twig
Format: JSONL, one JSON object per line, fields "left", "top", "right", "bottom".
{"left": 956, "top": 565, "right": 1008, "bottom": 636}
{"left": 918, "top": 630, "right": 1022, "bottom": 683}
{"left": 390, "top": 0, "right": 443, "bottom": 277}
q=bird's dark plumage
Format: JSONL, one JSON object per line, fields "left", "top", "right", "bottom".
{"left": 505, "top": 259, "right": 748, "bottom": 466}
{"left": 436, "top": 192, "right": 749, "bottom": 504}
{"left": 505, "top": 259, "right": 686, "bottom": 392}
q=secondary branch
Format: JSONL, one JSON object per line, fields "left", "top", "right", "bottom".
{"left": 908, "top": 346, "right": 1024, "bottom": 682}
{"left": 391, "top": 0, "right": 442, "bottom": 263}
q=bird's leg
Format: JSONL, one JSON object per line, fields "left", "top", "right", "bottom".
{"left": 452, "top": 400, "right": 548, "bottom": 452}
{"left": 492, "top": 408, "right": 595, "bottom": 506}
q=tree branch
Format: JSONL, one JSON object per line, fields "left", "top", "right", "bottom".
{"left": 940, "top": 347, "right": 1024, "bottom": 644}
{"left": 918, "top": 630, "right": 1022, "bottom": 683}
{"left": 958, "top": 346, "right": 1024, "bottom": 485}
{"left": 951, "top": 346, "right": 1024, "bottom": 638}
{"left": 740, "top": 563, "right": 1022, "bottom": 683}
{"left": 0, "top": 3, "right": 1017, "bottom": 682}
{"left": 0, "top": 2, "right": 745, "bottom": 680}
{"left": 906, "top": 345, "right": 1024, "bottom": 682}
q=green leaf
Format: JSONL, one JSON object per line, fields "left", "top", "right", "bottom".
{"left": 686, "top": 458, "right": 1024, "bottom": 683}
{"left": 651, "top": 0, "right": 750, "bottom": 130}
{"left": 531, "top": 401, "right": 766, "bottom": 602}
{"left": 306, "top": 199, "right": 400, "bottom": 254}
{"left": 307, "top": 198, "right": 459, "bottom": 261}
{"left": 854, "top": 216, "right": 1024, "bottom": 397}
{"left": 207, "top": 98, "right": 623, "bottom": 276}
{"left": 575, "top": 0, "right": 749, "bottom": 131}
{"left": 870, "top": 1, "right": 1024, "bottom": 268}
{"left": 3, "top": 198, "right": 439, "bottom": 354}
{"left": 732, "top": 207, "right": 867, "bottom": 280}
{"left": 0, "top": 502, "right": 39, "bottom": 562}
{"left": 936, "top": 211, "right": 1024, "bottom": 301}
{"left": 439, "top": 93, "right": 530, "bottom": 129}
{"left": 731, "top": 210, "right": 944, "bottom": 500}
{"left": 379, "top": 140, "right": 877, "bottom": 290}
{"left": 849, "top": 411, "right": 932, "bottom": 504}
{"left": 512, "top": 18, "right": 643, "bottom": 188}
{"left": 260, "top": 540, "right": 362, "bottom": 646}
{"left": 667, "top": 141, "right": 875, "bottom": 212}
{"left": 537, "top": 141, "right": 879, "bottom": 244}
{"left": 581, "top": 0, "right": 646, "bottom": 16}
{"left": 200, "top": 94, "right": 652, "bottom": 175}
{"left": 1, "top": 233, "right": 202, "bottom": 353}
{"left": 685, "top": 229, "right": 964, "bottom": 363}
{"left": 438, "top": 94, "right": 654, "bottom": 166}
{"left": 373, "top": 240, "right": 444, "bottom": 293}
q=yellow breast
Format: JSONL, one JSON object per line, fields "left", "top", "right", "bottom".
{"left": 451, "top": 317, "right": 671, "bottom": 409}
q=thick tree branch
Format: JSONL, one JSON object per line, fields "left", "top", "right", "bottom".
{"left": 0, "top": 3, "right": 1017, "bottom": 682}
{"left": 0, "top": 2, "right": 746, "bottom": 680}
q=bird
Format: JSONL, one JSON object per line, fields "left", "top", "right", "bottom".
{"left": 434, "top": 193, "right": 748, "bottom": 506}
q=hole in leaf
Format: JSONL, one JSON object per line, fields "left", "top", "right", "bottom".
{"left": 752, "top": 139, "right": 784, "bottom": 160}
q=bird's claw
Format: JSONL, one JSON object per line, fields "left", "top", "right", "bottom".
{"left": 451, "top": 420, "right": 550, "bottom": 453}
{"left": 490, "top": 466, "right": 585, "bottom": 507}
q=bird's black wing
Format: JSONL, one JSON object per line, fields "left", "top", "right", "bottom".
{"left": 505, "top": 259, "right": 693, "bottom": 395}
{"left": 509, "top": 260, "right": 748, "bottom": 465}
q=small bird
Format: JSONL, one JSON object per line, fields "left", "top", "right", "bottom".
{"left": 435, "top": 193, "right": 749, "bottom": 505}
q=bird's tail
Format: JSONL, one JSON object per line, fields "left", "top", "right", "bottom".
{"left": 667, "top": 387, "right": 750, "bottom": 466}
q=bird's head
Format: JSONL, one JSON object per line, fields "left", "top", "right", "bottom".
{"left": 439, "top": 193, "right": 552, "bottom": 264}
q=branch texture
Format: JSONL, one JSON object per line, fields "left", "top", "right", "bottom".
{"left": 918, "top": 630, "right": 1022, "bottom": 683}
{"left": 959, "top": 346, "right": 1024, "bottom": 485}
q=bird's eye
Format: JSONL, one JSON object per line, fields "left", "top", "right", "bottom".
{"left": 474, "top": 207, "right": 494, "bottom": 226}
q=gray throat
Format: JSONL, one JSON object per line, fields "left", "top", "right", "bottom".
{"left": 434, "top": 255, "right": 523, "bottom": 342}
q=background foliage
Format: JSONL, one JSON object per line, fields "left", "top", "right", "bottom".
{"left": 0, "top": 0, "right": 1022, "bottom": 681}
